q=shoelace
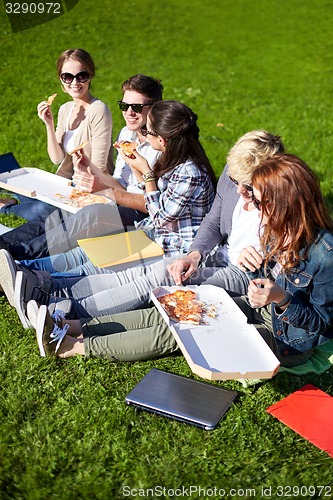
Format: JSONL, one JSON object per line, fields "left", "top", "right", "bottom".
{"left": 49, "top": 323, "right": 70, "bottom": 354}
{"left": 52, "top": 309, "right": 66, "bottom": 324}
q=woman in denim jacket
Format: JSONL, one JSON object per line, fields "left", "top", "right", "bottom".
{"left": 236, "top": 153, "right": 333, "bottom": 368}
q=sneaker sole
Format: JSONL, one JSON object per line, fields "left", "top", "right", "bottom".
{"left": 27, "top": 300, "right": 39, "bottom": 330}
{"left": 0, "top": 249, "right": 17, "bottom": 307}
{"left": 14, "top": 271, "right": 32, "bottom": 329}
{"left": 36, "top": 305, "right": 47, "bottom": 357}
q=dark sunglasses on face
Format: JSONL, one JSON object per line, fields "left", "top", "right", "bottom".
{"left": 118, "top": 101, "right": 151, "bottom": 113}
{"left": 252, "top": 196, "right": 262, "bottom": 211}
{"left": 228, "top": 175, "right": 253, "bottom": 193}
{"left": 60, "top": 71, "right": 90, "bottom": 84}
{"left": 140, "top": 127, "right": 159, "bottom": 137}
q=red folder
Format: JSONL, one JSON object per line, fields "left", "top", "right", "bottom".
{"left": 266, "top": 384, "right": 333, "bottom": 458}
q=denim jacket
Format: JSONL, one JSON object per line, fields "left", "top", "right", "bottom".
{"left": 249, "top": 229, "right": 333, "bottom": 358}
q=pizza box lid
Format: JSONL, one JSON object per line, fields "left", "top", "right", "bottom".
{"left": 0, "top": 167, "right": 112, "bottom": 213}
{"left": 151, "top": 285, "right": 280, "bottom": 381}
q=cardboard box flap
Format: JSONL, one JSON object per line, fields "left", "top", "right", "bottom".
{"left": 0, "top": 167, "right": 72, "bottom": 198}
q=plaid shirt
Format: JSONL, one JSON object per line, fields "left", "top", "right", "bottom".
{"left": 136, "top": 159, "right": 215, "bottom": 256}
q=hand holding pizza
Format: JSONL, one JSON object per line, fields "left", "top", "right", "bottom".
{"left": 116, "top": 142, "right": 150, "bottom": 178}
{"left": 37, "top": 100, "right": 54, "bottom": 128}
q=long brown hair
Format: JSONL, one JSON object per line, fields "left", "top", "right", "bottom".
{"left": 148, "top": 100, "right": 216, "bottom": 186}
{"left": 252, "top": 153, "right": 333, "bottom": 269}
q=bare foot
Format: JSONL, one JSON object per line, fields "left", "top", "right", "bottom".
{"left": 58, "top": 334, "right": 85, "bottom": 358}
{"left": 0, "top": 198, "right": 17, "bottom": 209}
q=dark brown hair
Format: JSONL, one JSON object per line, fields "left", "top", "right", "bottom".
{"left": 148, "top": 100, "right": 216, "bottom": 185}
{"left": 252, "top": 153, "right": 333, "bottom": 269}
{"left": 121, "top": 74, "right": 163, "bottom": 102}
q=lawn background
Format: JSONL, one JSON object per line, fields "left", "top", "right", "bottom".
{"left": 0, "top": 0, "right": 333, "bottom": 498}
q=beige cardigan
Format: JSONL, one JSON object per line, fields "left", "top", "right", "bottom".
{"left": 55, "top": 99, "right": 113, "bottom": 179}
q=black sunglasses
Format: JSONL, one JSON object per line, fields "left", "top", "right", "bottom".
{"left": 228, "top": 175, "right": 253, "bottom": 193}
{"left": 252, "top": 196, "right": 262, "bottom": 211}
{"left": 140, "top": 127, "right": 159, "bottom": 137}
{"left": 118, "top": 101, "right": 151, "bottom": 113}
{"left": 60, "top": 71, "right": 90, "bottom": 84}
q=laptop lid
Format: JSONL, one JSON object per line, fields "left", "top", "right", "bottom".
{"left": 125, "top": 368, "right": 237, "bottom": 430}
{"left": 0, "top": 153, "right": 21, "bottom": 174}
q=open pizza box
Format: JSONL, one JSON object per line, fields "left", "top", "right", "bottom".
{"left": 0, "top": 167, "right": 112, "bottom": 214}
{"left": 151, "top": 285, "right": 280, "bottom": 381}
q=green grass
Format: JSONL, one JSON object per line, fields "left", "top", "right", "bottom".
{"left": 1, "top": 0, "right": 333, "bottom": 497}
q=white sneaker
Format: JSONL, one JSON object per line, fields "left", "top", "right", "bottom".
{"left": 0, "top": 249, "right": 17, "bottom": 307}
{"left": 27, "top": 300, "right": 66, "bottom": 331}
{"left": 27, "top": 300, "right": 39, "bottom": 330}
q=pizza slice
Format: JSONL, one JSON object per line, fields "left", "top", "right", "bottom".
{"left": 113, "top": 140, "right": 137, "bottom": 159}
{"left": 68, "top": 141, "right": 89, "bottom": 155}
{"left": 47, "top": 93, "right": 57, "bottom": 105}
{"left": 55, "top": 188, "right": 110, "bottom": 208}
{"left": 157, "top": 289, "right": 205, "bottom": 325}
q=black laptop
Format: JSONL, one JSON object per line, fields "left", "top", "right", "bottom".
{"left": 125, "top": 368, "right": 237, "bottom": 430}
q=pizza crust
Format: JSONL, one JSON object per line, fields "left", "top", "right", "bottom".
{"left": 68, "top": 141, "right": 89, "bottom": 155}
{"left": 47, "top": 93, "right": 57, "bottom": 105}
{"left": 113, "top": 140, "right": 137, "bottom": 159}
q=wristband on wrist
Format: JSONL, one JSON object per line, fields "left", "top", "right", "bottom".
{"left": 275, "top": 293, "right": 291, "bottom": 308}
{"left": 141, "top": 171, "right": 156, "bottom": 184}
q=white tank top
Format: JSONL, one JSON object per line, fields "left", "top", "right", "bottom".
{"left": 227, "top": 197, "right": 261, "bottom": 265}
{"left": 62, "top": 103, "right": 80, "bottom": 154}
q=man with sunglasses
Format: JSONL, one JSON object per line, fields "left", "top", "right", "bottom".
{"left": 72, "top": 74, "right": 163, "bottom": 225}
{"left": 0, "top": 74, "right": 163, "bottom": 261}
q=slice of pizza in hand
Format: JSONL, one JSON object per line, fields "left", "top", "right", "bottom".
{"left": 68, "top": 141, "right": 89, "bottom": 155}
{"left": 47, "top": 93, "right": 57, "bottom": 105}
{"left": 113, "top": 140, "right": 137, "bottom": 159}
{"left": 157, "top": 289, "right": 205, "bottom": 325}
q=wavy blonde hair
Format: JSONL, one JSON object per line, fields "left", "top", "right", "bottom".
{"left": 227, "top": 130, "right": 284, "bottom": 185}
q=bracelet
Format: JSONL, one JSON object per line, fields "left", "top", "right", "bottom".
{"left": 141, "top": 171, "right": 156, "bottom": 184}
{"left": 275, "top": 293, "right": 291, "bottom": 308}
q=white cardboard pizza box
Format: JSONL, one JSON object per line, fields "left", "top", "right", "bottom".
{"left": 151, "top": 285, "right": 280, "bottom": 381}
{"left": 0, "top": 167, "right": 113, "bottom": 214}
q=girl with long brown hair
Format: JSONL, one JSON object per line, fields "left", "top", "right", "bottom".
{"left": 236, "top": 153, "right": 333, "bottom": 367}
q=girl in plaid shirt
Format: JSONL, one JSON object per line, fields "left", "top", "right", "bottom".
{"left": 120, "top": 100, "right": 216, "bottom": 256}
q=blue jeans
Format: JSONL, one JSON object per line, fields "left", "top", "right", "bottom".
{"left": 0, "top": 203, "right": 147, "bottom": 260}
{"left": 0, "top": 194, "right": 57, "bottom": 221}
{"left": 21, "top": 247, "right": 165, "bottom": 277}
{"left": 21, "top": 247, "right": 94, "bottom": 277}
